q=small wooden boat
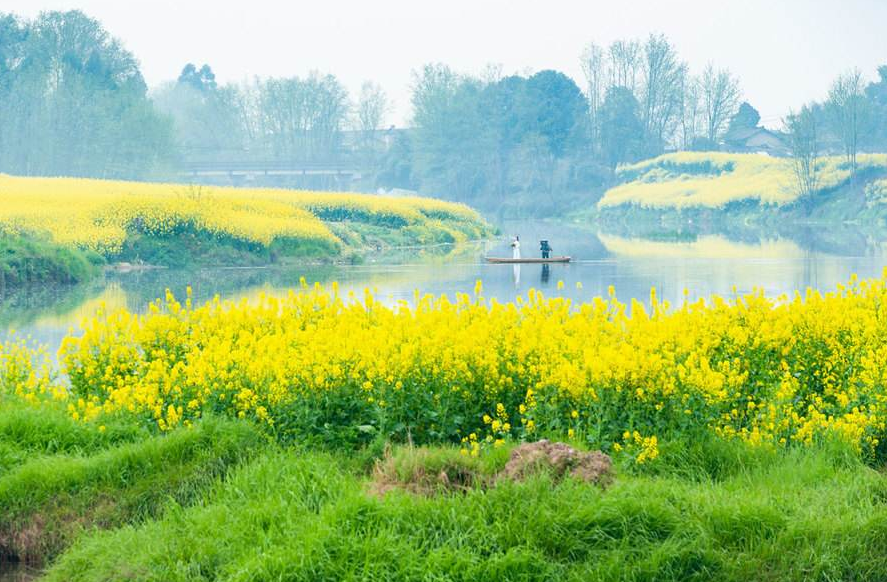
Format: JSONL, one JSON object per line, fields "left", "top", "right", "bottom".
{"left": 485, "top": 256, "right": 571, "bottom": 264}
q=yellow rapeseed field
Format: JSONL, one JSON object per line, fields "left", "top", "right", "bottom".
{"left": 0, "top": 175, "right": 486, "bottom": 255}
{"left": 598, "top": 152, "right": 887, "bottom": 209}
{"left": 7, "top": 273, "right": 887, "bottom": 462}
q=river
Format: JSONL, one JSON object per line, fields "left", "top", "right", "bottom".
{"left": 2, "top": 219, "right": 886, "bottom": 356}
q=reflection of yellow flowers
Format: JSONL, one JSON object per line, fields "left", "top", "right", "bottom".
{"left": 7, "top": 273, "right": 887, "bottom": 459}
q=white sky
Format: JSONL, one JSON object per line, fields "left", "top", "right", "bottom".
{"left": 4, "top": 0, "right": 886, "bottom": 128}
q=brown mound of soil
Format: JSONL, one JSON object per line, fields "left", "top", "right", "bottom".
{"left": 500, "top": 440, "right": 612, "bottom": 486}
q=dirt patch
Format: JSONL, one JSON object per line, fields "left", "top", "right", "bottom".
{"left": 500, "top": 440, "right": 613, "bottom": 486}
{"left": 369, "top": 442, "right": 613, "bottom": 498}
{"left": 369, "top": 449, "right": 483, "bottom": 497}
{"left": 0, "top": 494, "right": 121, "bottom": 565}
{"left": 0, "top": 513, "right": 46, "bottom": 564}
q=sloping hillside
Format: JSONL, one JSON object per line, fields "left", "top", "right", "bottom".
{"left": 596, "top": 152, "right": 887, "bottom": 221}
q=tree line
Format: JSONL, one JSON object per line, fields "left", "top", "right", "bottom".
{"left": 1, "top": 10, "right": 886, "bottom": 204}
{"left": 0, "top": 11, "right": 174, "bottom": 179}
{"left": 786, "top": 66, "right": 887, "bottom": 207}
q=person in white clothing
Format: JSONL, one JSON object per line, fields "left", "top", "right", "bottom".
{"left": 511, "top": 235, "right": 521, "bottom": 260}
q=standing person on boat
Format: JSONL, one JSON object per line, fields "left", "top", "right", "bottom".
{"left": 540, "top": 240, "right": 552, "bottom": 259}
{"left": 511, "top": 235, "right": 521, "bottom": 260}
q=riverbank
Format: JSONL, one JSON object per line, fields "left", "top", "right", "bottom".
{"left": 586, "top": 152, "right": 887, "bottom": 228}
{"left": 0, "top": 175, "right": 493, "bottom": 281}
{"left": 0, "top": 234, "right": 100, "bottom": 293}
{"left": 8, "top": 274, "right": 887, "bottom": 579}
{"left": 1, "top": 404, "right": 886, "bottom": 582}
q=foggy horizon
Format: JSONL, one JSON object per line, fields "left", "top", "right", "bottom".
{"left": 3, "top": 0, "right": 886, "bottom": 128}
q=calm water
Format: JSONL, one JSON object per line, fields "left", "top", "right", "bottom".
{"left": 2, "top": 219, "right": 886, "bottom": 355}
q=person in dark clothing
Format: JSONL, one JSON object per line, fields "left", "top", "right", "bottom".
{"left": 540, "top": 240, "right": 552, "bottom": 259}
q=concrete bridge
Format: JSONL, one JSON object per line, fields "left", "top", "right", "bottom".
{"left": 180, "top": 159, "right": 362, "bottom": 180}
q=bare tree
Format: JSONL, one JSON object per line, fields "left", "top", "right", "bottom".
{"left": 639, "top": 34, "right": 686, "bottom": 153}
{"left": 354, "top": 80, "right": 390, "bottom": 165}
{"left": 827, "top": 68, "right": 870, "bottom": 176}
{"left": 784, "top": 105, "right": 819, "bottom": 209}
{"left": 608, "top": 39, "right": 641, "bottom": 92}
{"left": 700, "top": 64, "right": 741, "bottom": 143}
{"left": 257, "top": 72, "right": 349, "bottom": 160}
{"left": 580, "top": 42, "right": 606, "bottom": 156}
{"left": 679, "top": 74, "right": 702, "bottom": 149}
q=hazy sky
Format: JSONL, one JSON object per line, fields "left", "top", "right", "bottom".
{"left": 4, "top": 0, "right": 886, "bottom": 127}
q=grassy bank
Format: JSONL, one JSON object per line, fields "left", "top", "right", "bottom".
{"left": 0, "top": 233, "right": 100, "bottom": 291}
{"left": 3, "top": 395, "right": 887, "bottom": 580}
{"left": 591, "top": 152, "right": 887, "bottom": 226}
{"left": 27, "top": 436, "right": 887, "bottom": 582}
{"left": 0, "top": 175, "right": 492, "bottom": 271}
{"left": 0, "top": 403, "right": 261, "bottom": 565}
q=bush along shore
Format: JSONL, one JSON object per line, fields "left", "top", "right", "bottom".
{"left": 4, "top": 275, "right": 887, "bottom": 578}
{"left": 0, "top": 233, "right": 101, "bottom": 292}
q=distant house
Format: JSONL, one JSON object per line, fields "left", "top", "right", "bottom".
{"left": 721, "top": 127, "right": 790, "bottom": 157}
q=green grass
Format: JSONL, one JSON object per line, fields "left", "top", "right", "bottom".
{"left": 0, "top": 409, "right": 263, "bottom": 564}
{"left": 33, "top": 435, "right": 887, "bottom": 582}
{"left": 0, "top": 403, "right": 146, "bottom": 478}
{"left": 0, "top": 233, "right": 100, "bottom": 290}
{"left": 114, "top": 215, "right": 487, "bottom": 269}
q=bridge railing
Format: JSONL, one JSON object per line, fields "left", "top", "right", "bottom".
{"left": 180, "top": 158, "right": 362, "bottom": 175}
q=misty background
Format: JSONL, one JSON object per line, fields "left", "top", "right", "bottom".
{"left": 0, "top": 0, "right": 886, "bottom": 214}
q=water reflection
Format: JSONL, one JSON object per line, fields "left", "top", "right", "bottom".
{"left": 3, "top": 220, "right": 887, "bottom": 356}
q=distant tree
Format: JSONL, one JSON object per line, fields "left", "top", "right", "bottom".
{"left": 784, "top": 105, "right": 819, "bottom": 209}
{"left": 867, "top": 66, "right": 887, "bottom": 106}
{"left": 410, "top": 64, "right": 488, "bottom": 198}
{"left": 607, "top": 40, "right": 642, "bottom": 92}
{"left": 377, "top": 130, "right": 415, "bottom": 191}
{"left": 827, "top": 68, "right": 872, "bottom": 176}
{"left": 689, "top": 136, "right": 719, "bottom": 151}
{"left": 580, "top": 42, "right": 606, "bottom": 156}
{"left": 356, "top": 81, "right": 389, "bottom": 135}
{"left": 678, "top": 74, "right": 702, "bottom": 149}
{"left": 700, "top": 64, "right": 741, "bottom": 143}
{"left": 0, "top": 10, "right": 174, "bottom": 178}
{"left": 354, "top": 81, "right": 391, "bottom": 170}
{"left": 728, "top": 102, "right": 761, "bottom": 132}
{"left": 638, "top": 34, "right": 686, "bottom": 155}
{"left": 178, "top": 63, "right": 217, "bottom": 93}
{"left": 478, "top": 75, "right": 527, "bottom": 196}
{"left": 257, "top": 72, "right": 349, "bottom": 160}
{"left": 599, "top": 86, "right": 643, "bottom": 167}
{"left": 865, "top": 65, "right": 887, "bottom": 148}
{"left": 152, "top": 75, "right": 246, "bottom": 159}
{"left": 518, "top": 70, "right": 588, "bottom": 158}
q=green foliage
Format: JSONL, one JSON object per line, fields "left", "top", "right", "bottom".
{"left": 409, "top": 65, "right": 591, "bottom": 201}
{"left": 0, "top": 233, "right": 99, "bottom": 289}
{"left": 40, "top": 443, "right": 887, "bottom": 582}
{"left": 0, "top": 415, "right": 262, "bottom": 563}
{"left": 727, "top": 102, "right": 761, "bottom": 132}
{"left": 600, "top": 87, "right": 644, "bottom": 168}
{"left": 0, "top": 10, "right": 175, "bottom": 179}
{"left": 0, "top": 403, "right": 145, "bottom": 477}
